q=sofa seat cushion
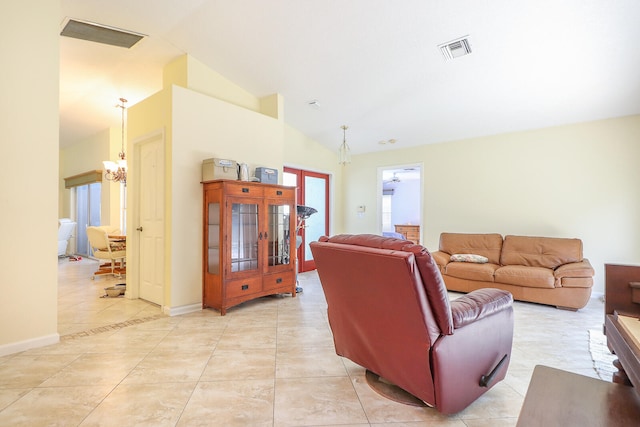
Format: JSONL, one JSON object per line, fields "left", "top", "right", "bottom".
{"left": 444, "top": 262, "right": 499, "bottom": 282}
{"left": 494, "top": 265, "right": 555, "bottom": 288}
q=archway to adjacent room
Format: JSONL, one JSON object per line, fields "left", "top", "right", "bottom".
{"left": 283, "top": 167, "right": 330, "bottom": 272}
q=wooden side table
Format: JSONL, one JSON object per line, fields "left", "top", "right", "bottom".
{"left": 516, "top": 365, "right": 640, "bottom": 426}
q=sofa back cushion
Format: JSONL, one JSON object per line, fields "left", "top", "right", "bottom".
{"left": 500, "top": 235, "right": 583, "bottom": 269}
{"left": 439, "top": 233, "right": 503, "bottom": 265}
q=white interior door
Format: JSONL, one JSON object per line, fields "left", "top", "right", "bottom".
{"left": 138, "top": 134, "right": 164, "bottom": 305}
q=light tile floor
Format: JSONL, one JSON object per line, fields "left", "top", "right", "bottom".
{"left": 0, "top": 257, "right": 608, "bottom": 426}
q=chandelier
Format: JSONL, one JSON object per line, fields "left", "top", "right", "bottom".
{"left": 103, "top": 98, "right": 128, "bottom": 184}
{"left": 338, "top": 124, "right": 351, "bottom": 165}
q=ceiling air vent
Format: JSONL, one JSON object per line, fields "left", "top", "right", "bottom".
{"left": 438, "top": 36, "right": 472, "bottom": 60}
{"left": 60, "top": 18, "right": 145, "bottom": 49}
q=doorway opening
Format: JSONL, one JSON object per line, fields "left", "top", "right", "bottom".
{"left": 283, "top": 167, "right": 329, "bottom": 272}
{"left": 378, "top": 164, "right": 423, "bottom": 244}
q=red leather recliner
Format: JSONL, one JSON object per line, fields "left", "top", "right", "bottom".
{"left": 310, "top": 234, "right": 514, "bottom": 414}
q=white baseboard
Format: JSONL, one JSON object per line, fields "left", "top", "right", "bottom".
{"left": 163, "top": 303, "right": 202, "bottom": 317}
{"left": 0, "top": 333, "right": 60, "bottom": 357}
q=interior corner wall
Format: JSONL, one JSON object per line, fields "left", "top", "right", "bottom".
{"left": 169, "top": 85, "right": 284, "bottom": 309}
{"left": 343, "top": 115, "right": 640, "bottom": 295}
{"left": 0, "top": 1, "right": 60, "bottom": 355}
{"left": 164, "top": 54, "right": 260, "bottom": 113}
{"left": 59, "top": 131, "right": 99, "bottom": 218}
{"left": 59, "top": 128, "right": 122, "bottom": 227}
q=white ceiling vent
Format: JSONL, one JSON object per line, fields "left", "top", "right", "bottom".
{"left": 438, "top": 36, "right": 472, "bottom": 60}
{"left": 60, "top": 18, "right": 145, "bottom": 49}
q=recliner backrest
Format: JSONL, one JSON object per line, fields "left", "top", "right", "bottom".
{"left": 319, "top": 234, "right": 455, "bottom": 336}
{"left": 311, "top": 235, "right": 440, "bottom": 403}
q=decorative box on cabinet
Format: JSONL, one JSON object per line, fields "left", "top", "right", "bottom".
{"left": 394, "top": 224, "right": 420, "bottom": 244}
{"left": 202, "top": 179, "right": 297, "bottom": 315}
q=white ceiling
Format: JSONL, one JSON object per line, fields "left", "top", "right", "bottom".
{"left": 60, "top": 0, "right": 640, "bottom": 154}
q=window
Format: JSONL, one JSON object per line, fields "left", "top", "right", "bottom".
{"left": 75, "top": 182, "right": 101, "bottom": 256}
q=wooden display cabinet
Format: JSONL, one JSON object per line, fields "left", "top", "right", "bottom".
{"left": 202, "top": 179, "right": 296, "bottom": 315}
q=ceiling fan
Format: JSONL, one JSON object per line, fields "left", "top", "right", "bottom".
{"left": 384, "top": 173, "right": 401, "bottom": 183}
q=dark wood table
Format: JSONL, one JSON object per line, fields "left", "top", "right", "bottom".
{"left": 604, "top": 264, "right": 640, "bottom": 391}
{"left": 516, "top": 365, "right": 640, "bottom": 426}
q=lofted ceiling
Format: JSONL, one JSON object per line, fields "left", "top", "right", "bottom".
{"left": 60, "top": 0, "right": 640, "bottom": 155}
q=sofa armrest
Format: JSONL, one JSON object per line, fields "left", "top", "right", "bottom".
{"left": 431, "top": 251, "right": 450, "bottom": 271}
{"left": 554, "top": 258, "right": 595, "bottom": 278}
{"left": 450, "top": 288, "right": 513, "bottom": 329}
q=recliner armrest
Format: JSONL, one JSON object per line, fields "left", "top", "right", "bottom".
{"left": 450, "top": 288, "right": 513, "bottom": 329}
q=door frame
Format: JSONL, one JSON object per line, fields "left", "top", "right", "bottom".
{"left": 283, "top": 166, "right": 330, "bottom": 272}
{"left": 126, "top": 128, "right": 165, "bottom": 305}
{"left": 376, "top": 162, "right": 424, "bottom": 241}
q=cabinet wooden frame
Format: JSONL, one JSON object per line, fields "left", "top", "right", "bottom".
{"left": 202, "top": 179, "right": 297, "bottom": 315}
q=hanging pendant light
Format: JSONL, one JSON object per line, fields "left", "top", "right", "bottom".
{"left": 338, "top": 125, "right": 351, "bottom": 165}
{"left": 103, "top": 98, "right": 128, "bottom": 185}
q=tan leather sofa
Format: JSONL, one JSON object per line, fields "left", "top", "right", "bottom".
{"left": 431, "top": 233, "right": 595, "bottom": 310}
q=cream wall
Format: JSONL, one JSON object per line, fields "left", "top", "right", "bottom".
{"left": 168, "top": 84, "right": 285, "bottom": 309}
{"left": 128, "top": 55, "right": 305, "bottom": 313}
{"left": 126, "top": 55, "right": 342, "bottom": 314}
{"left": 0, "top": 1, "right": 60, "bottom": 355}
{"left": 163, "top": 55, "right": 260, "bottom": 113}
{"left": 344, "top": 115, "right": 640, "bottom": 294}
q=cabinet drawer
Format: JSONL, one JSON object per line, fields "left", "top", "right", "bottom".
{"left": 225, "top": 183, "right": 264, "bottom": 197}
{"left": 263, "top": 271, "right": 295, "bottom": 291}
{"left": 225, "top": 277, "right": 262, "bottom": 298}
{"left": 264, "top": 186, "right": 294, "bottom": 200}
{"left": 394, "top": 225, "right": 420, "bottom": 244}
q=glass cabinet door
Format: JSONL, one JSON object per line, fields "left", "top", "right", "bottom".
{"left": 207, "top": 202, "right": 220, "bottom": 274}
{"left": 230, "top": 202, "right": 259, "bottom": 272}
{"left": 266, "top": 203, "right": 292, "bottom": 267}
